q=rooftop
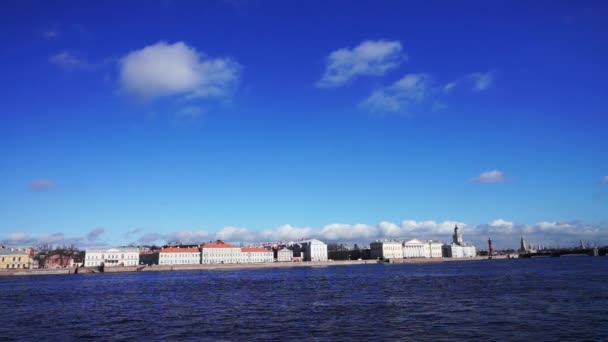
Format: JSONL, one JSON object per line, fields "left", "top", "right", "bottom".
{"left": 160, "top": 247, "right": 199, "bottom": 253}
{"left": 241, "top": 247, "right": 270, "bottom": 253}
{"left": 202, "top": 240, "right": 239, "bottom": 249}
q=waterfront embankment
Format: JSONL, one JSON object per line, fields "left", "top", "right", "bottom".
{"left": 0, "top": 256, "right": 495, "bottom": 277}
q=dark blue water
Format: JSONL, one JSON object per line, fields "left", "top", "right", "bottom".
{"left": 1, "top": 258, "right": 607, "bottom": 341}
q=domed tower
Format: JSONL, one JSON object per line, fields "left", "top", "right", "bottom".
{"left": 452, "top": 225, "right": 464, "bottom": 246}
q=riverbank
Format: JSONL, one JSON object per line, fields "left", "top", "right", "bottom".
{"left": 0, "top": 256, "right": 496, "bottom": 277}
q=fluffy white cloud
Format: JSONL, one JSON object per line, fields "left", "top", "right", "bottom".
{"left": 319, "top": 223, "right": 378, "bottom": 241}
{"left": 49, "top": 52, "right": 88, "bottom": 70}
{"left": 119, "top": 41, "right": 240, "bottom": 100}
{"left": 261, "top": 224, "right": 315, "bottom": 241}
{"left": 317, "top": 40, "right": 405, "bottom": 88}
{"left": 361, "top": 73, "right": 433, "bottom": 113}
{"left": 4, "top": 219, "right": 607, "bottom": 250}
{"left": 471, "top": 169, "right": 507, "bottom": 183}
{"left": 444, "top": 71, "right": 494, "bottom": 92}
{"left": 215, "top": 226, "right": 259, "bottom": 243}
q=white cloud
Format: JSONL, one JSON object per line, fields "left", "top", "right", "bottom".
{"left": 261, "top": 224, "right": 315, "bottom": 241}
{"left": 471, "top": 169, "right": 508, "bottom": 183}
{"left": 444, "top": 71, "right": 494, "bottom": 92}
{"left": 361, "top": 73, "right": 433, "bottom": 113}
{"left": 490, "top": 219, "right": 514, "bottom": 228}
{"left": 119, "top": 41, "right": 240, "bottom": 100}
{"left": 319, "top": 223, "right": 378, "bottom": 241}
{"left": 4, "top": 219, "right": 607, "bottom": 250}
{"left": 599, "top": 176, "right": 608, "bottom": 184}
{"left": 215, "top": 226, "right": 258, "bottom": 243}
{"left": 317, "top": 40, "right": 405, "bottom": 88}
{"left": 49, "top": 51, "right": 89, "bottom": 70}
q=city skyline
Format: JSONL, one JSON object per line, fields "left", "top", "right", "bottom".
{"left": 1, "top": 1, "right": 607, "bottom": 249}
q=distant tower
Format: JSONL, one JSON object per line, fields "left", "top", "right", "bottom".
{"left": 519, "top": 235, "right": 528, "bottom": 253}
{"left": 488, "top": 238, "right": 493, "bottom": 260}
{"left": 452, "top": 225, "right": 464, "bottom": 246}
{"left": 580, "top": 240, "right": 585, "bottom": 249}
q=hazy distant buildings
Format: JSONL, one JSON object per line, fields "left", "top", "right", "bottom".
{"left": 442, "top": 225, "right": 476, "bottom": 258}
{"left": 519, "top": 235, "right": 536, "bottom": 253}
{"left": 85, "top": 247, "right": 139, "bottom": 267}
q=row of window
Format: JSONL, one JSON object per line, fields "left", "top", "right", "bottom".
{"left": 1, "top": 256, "right": 23, "bottom": 262}
{"left": 86, "top": 254, "right": 137, "bottom": 260}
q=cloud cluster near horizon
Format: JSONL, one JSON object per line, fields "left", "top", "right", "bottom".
{"left": 3, "top": 219, "right": 606, "bottom": 250}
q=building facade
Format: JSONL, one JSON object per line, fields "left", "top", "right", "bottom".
{"left": 403, "top": 239, "right": 426, "bottom": 258}
{"left": 44, "top": 254, "right": 74, "bottom": 268}
{"left": 159, "top": 247, "right": 200, "bottom": 265}
{"left": 277, "top": 248, "right": 293, "bottom": 262}
{"left": 424, "top": 240, "right": 444, "bottom": 258}
{"left": 240, "top": 247, "right": 274, "bottom": 263}
{"left": 0, "top": 248, "right": 32, "bottom": 269}
{"left": 201, "top": 241, "right": 242, "bottom": 264}
{"left": 84, "top": 247, "right": 140, "bottom": 267}
{"left": 300, "top": 239, "right": 328, "bottom": 261}
{"left": 370, "top": 240, "right": 403, "bottom": 260}
{"left": 442, "top": 226, "right": 476, "bottom": 258}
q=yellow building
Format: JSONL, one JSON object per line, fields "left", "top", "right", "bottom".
{"left": 0, "top": 247, "right": 33, "bottom": 270}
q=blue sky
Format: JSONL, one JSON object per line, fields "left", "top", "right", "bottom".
{"left": 1, "top": 0, "right": 607, "bottom": 249}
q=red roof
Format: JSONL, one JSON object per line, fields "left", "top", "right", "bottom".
{"left": 241, "top": 247, "right": 270, "bottom": 253}
{"left": 203, "top": 241, "right": 239, "bottom": 249}
{"left": 161, "top": 247, "right": 199, "bottom": 253}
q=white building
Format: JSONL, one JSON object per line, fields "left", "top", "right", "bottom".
{"left": 159, "top": 247, "right": 200, "bottom": 265}
{"left": 423, "top": 240, "right": 444, "bottom": 258}
{"left": 201, "top": 240, "right": 242, "bottom": 264}
{"left": 442, "top": 225, "right": 477, "bottom": 258}
{"left": 277, "top": 248, "right": 293, "bottom": 262}
{"left": 300, "top": 239, "right": 328, "bottom": 261}
{"left": 403, "top": 239, "right": 426, "bottom": 258}
{"left": 85, "top": 247, "right": 139, "bottom": 267}
{"left": 370, "top": 240, "right": 403, "bottom": 260}
{"left": 241, "top": 247, "right": 274, "bottom": 263}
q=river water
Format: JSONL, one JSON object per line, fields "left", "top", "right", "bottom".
{"left": 1, "top": 257, "right": 607, "bottom": 341}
